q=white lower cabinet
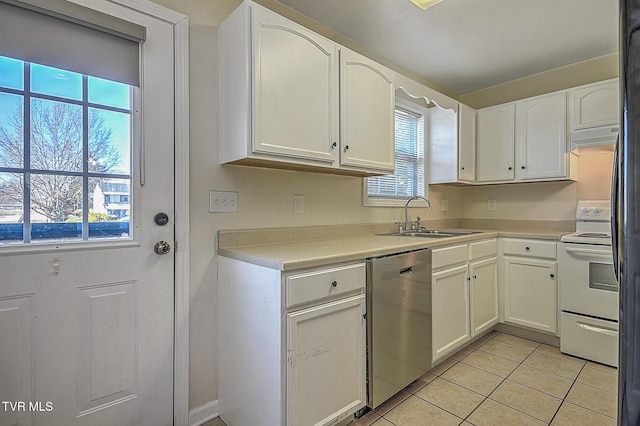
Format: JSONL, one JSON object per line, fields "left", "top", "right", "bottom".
{"left": 432, "top": 239, "right": 498, "bottom": 362}
{"left": 433, "top": 263, "right": 471, "bottom": 361}
{"left": 219, "top": 257, "right": 366, "bottom": 426}
{"left": 502, "top": 239, "right": 557, "bottom": 334}
{"left": 287, "top": 295, "right": 366, "bottom": 426}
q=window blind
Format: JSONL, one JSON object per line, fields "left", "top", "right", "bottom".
{"left": 0, "top": 0, "right": 145, "bottom": 86}
{"left": 368, "top": 107, "right": 424, "bottom": 198}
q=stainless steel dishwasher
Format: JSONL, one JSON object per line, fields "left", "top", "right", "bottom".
{"left": 366, "top": 249, "right": 432, "bottom": 408}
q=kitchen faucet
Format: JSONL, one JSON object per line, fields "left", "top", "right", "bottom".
{"left": 401, "top": 196, "right": 432, "bottom": 232}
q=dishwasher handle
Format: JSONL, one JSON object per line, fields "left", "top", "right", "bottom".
{"left": 399, "top": 266, "right": 413, "bottom": 275}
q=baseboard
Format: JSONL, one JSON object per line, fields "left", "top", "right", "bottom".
{"left": 189, "top": 400, "right": 219, "bottom": 426}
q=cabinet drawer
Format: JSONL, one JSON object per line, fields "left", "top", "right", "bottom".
{"left": 432, "top": 244, "right": 468, "bottom": 270}
{"left": 286, "top": 263, "right": 365, "bottom": 308}
{"left": 502, "top": 239, "right": 556, "bottom": 259}
{"left": 469, "top": 239, "right": 497, "bottom": 261}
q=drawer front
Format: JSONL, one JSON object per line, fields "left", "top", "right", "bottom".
{"left": 469, "top": 239, "right": 497, "bottom": 261}
{"left": 286, "top": 263, "right": 365, "bottom": 308}
{"left": 502, "top": 239, "right": 556, "bottom": 259}
{"left": 560, "top": 312, "right": 618, "bottom": 367}
{"left": 432, "top": 244, "right": 468, "bottom": 270}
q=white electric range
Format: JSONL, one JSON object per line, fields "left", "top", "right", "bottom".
{"left": 558, "top": 200, "right": 618, "bottom": 367}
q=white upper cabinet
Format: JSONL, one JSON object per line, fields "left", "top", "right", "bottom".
{"left": 458, "top": 103, "right": 476, "bottom": 182}
{"left": 476, "top": 91, "right": 572, "bottom": 184}
{"left": 218, "top": 2, "right": 395, "bottom": 176}
{"left": 340, "top": 49, "right": 395, "bottom": 173}
{"left": 569, "top": 79, "right": 619, "bottom": 131}
{"left": 476, "top": 103, "right": 515, "bottom": 182}
{"left": 515, "top": 92, "right": 567, "bottom": 180}
{"left": 252, "top": 5, "right": 338, "bottom": 163}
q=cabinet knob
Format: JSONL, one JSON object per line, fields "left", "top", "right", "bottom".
{"left": 331, "top": 280, "right": 338, "bottom": 288}
{"left": 331, "top": 141, "right": 337, "bottom": 149}
{"left": 550, "top": 274, "right": 555, "bottom": 279}
{"left": 344, "top": 145, "right": 350, "bottom": 151}
{"left": 461, "top": 166, "right": 465, "bottom": 170}
{"left": 508, "top": 166, "right": 513, "bottom": 170}
{"left": 521, "top": 166, "right": 526, "bottom": 170}
{"left": 525, "top": 246, "right": 530, "bottom": 251}
{"left": 473, "top": 275, "right": 477, "bottom": 280}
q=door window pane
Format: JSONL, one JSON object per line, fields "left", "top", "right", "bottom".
{"left": 0, "top": 172, "right": 23, "bottom": 244}
{"left": 0, "top": 56, "right": 24, "bottom": 90}
{"left": 89, "top": 77, "right": 131, "bottom": 109}
{"left": 31, "top": 63, "right": 82, "bottom": 101}
{"left": 89, "top": 177, "right": 130, "bottom": 239}
{"left": 0, "top": 93, "right": 24, "bottom": 168}
{"left": 89, "top": 108, "right": 130, "bottom": 174}
{"left": 30, "top": 174, "right": 83, "bottom": 241}
{"left": 30, "top": 98, "right": 83, "bottom": 172}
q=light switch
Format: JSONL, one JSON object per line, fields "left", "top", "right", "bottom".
{"left": 210, "top": 191, "right": 238, "bottom": 213}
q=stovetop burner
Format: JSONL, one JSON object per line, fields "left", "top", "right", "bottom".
{"left": 576, "top": 232, "right": 611, "bottom": 238}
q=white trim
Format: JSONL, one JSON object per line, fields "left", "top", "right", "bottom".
{"left": 98, "top": 1, "right": 190, "bottom": 424}
{"left": 173, "top": 13, "right": 191, "bottom": 426}
{"left": 188, "top": 400, "right": 220, "bottom": 426}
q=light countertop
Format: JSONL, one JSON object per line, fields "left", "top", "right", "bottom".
{"left": 218, "top": 226, "right": 567, "bottom": 271}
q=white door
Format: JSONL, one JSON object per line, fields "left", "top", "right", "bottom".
{"left": 432, "top": 264, "right": 470, "bottom": 362}
{"left": 515, "top": 92, "right": 567, "bottom": 180}
{"left": 0, "top": 4, "right": 175, "bottom": 426}
{"left": 470, "top": 257, "right": 498, "bottom": 336}
{"left": 476, "top": 103, "right": 515, "bottom": 182}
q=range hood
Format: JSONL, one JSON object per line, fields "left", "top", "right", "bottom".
{"left": 570, "top": 125, "right": 618, "bottom": 154}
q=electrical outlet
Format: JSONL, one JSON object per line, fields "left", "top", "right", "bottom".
{"left": 441, "top": 199, "right": 449, "bottom": 212}
{"left": 488, "top": 199, "right": 497, "bottom": 211}
{"left": 210, "top": 190, "right": 238, "bottom": 213}
{"left": 293, "top": 194, "right": 304, "bottom": 214}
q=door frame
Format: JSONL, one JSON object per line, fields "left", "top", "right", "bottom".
{"left": 97, "top": 0, "right": 191, "bottom": 424}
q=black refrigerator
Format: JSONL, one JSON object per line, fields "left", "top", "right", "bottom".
{"left": 617, "top": 1, "right": 640, "bottom": 424}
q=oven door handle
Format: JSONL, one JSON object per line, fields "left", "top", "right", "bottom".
{"left": 576, "top": 321, "right": 618, "bottom": 337}
{"left": 564, "top": 247, "right": 613, "bottom": 257}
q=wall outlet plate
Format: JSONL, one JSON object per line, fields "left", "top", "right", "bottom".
{"left": 293, "top": 194, "right": 304, "bottom": 214}
{"left": 210, "top": 191, "right": 238, "bottom": 213}
{"left": 441, "top": 200, "right": 449, "bottom": 212}
{"left": 488, "top": 199, "right": 497, "bottom": 211}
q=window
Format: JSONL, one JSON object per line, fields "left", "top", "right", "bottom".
{"left": 365, "top": 100, "right": 426, "bottom": 206}
{"left": 0, "top": 56, "right": 133, "bottom": 244}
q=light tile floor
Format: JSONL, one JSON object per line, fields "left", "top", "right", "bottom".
{"left": 351, "top": 331, "right": 618, "bottom": 426}
{"left": 206, "top": 331, "right": 618, "bottom": 426}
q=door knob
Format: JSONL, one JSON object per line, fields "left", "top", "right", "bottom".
{"left": 154, "top": 240, "right": 171, "bottom": 255}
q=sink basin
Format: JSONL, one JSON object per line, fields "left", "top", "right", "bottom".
{"left": 378, "top": 230, "right": 482, "bottom": 238}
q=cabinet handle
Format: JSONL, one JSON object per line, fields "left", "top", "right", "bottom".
{"left": 508, "top": 166, "right": 513, "bottom": 170}
{"left": 344, "top": 145, "right": 349, "bottom": 151}
{"left": 461, "top": 166, "right": 465, "bottom": 170}
{"left": 331, "top": 141, "right": 337, "bottom": 149}
{"left": 521, "top": 166, "right": 526, "bottom": 170}
{"left": 473, "top": 275, "right": 477, "bottom": 280}
{"left": 550, "top": 274, "right": 555, "bottom": 279}
{"left": 331, "top": 280, "right": 338, "bottom": 288}
{"left": 525, "top": 246, "right": 530, "bottom": 251}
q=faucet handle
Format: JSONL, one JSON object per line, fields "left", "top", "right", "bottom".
{"left": 394, "top": 222, "right": 404, "bottom": 233}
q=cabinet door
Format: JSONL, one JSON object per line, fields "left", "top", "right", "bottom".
{"left": 432, "top": 264, "right": 471, "bottom": 362}
{"left": 476, "top": 103, "right": 515, "bottom": 182}
{"left": 287, "top": 295, "right": 366, "bottom": 426}
{"left": 470, "top": 257, "right": 498, "bottom": 336}
{"left": 340, "top": 48, "right": 395, "bottom": 173}
{"left": 515, "top": 92, "right": 567, "bottom": 180}
{"left": 503, "top": 257, "right": 557, "bottom": 333}
{"left": 570, "top": 79, "right": 619, "bottom": 131}
{"left": 252, "top": 5, "right": 339, "bottom": 163}
{"left": 458, "top": 103, "right": 476, "bottom": 182}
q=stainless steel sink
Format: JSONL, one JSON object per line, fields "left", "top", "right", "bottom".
{"left": 378, "top": 230, "right": 483, "bottom": 238}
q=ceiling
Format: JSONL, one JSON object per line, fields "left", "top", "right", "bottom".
{"left": 276, "top": 0, "right": 619, "bottom": 95}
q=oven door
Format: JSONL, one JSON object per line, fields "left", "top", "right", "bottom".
{"left": 558, "top": 243, "right": 618, "bottom": 321}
